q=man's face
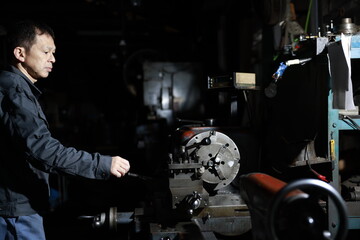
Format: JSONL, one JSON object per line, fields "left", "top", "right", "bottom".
{"left": 21, "top": 33, "right": 56, "bottom": 82}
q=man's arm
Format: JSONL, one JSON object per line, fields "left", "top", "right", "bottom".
{"left": 4, "top": 84, "right": 130, "bottom": 179}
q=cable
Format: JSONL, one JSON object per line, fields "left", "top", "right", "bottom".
{"left": 340, "top": 115, "right": 360, "bottom": 131}
{"left": 304, "top": 141, "right": 329, "bottom": 182}
{"left": 304, "top": 0, "right": 313, "bottom": 34}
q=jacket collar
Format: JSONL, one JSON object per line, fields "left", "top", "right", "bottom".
{"left": 9, "top": 65, "right": 43, "bottom": 98}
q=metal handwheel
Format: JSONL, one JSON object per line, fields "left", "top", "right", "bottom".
{"left": 267, "top": 179, "right": 348, "bottom": 240}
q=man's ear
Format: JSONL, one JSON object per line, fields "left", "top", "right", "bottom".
{"left": 13, "top": 47, "right": 26, "bottom": 62}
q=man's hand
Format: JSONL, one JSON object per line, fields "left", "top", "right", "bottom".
{"left": 110, "top": 156, "right": 130, "bottom": 178}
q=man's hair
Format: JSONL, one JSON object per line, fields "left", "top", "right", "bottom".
{"left": 7, "top": 20, "right": 55, "bottom": 61}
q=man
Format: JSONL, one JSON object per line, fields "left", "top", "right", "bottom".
{"left": 0, "top": 20, "right": 130, "bottom": 240}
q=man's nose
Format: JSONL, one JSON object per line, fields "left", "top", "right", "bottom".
{"left": 50, "top": 53, "right": 56, "bottom": 63}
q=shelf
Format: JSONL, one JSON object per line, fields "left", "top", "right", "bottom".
{"left": 290, "top": 157, "right": 330, "bottom": 167}
{"left": 327, "top": 35, "right": 360, "bottom": 233}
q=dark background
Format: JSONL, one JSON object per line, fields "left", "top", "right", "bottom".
{"left": 1, "top": 0, "right": 360, "bottom": 239}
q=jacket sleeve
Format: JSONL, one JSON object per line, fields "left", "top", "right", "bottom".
{"left": 4, "top": 84, "right": 112, "bottom": 180}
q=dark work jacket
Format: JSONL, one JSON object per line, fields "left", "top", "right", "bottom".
{"left": 0, "top": 66, "right": 112, "bottom": 217}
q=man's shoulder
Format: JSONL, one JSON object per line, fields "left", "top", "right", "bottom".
{"left": 0, "top": 69, "right": 23, "bottom": 90}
